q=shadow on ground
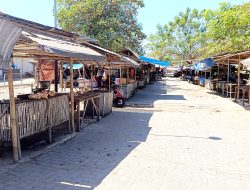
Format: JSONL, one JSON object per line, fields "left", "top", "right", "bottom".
{"left": 0, "top": 110, "right": 153, "bottom": 190}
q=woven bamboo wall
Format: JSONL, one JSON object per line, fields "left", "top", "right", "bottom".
{"left": 0, "top": 104, "right": 11, "bottom": 141}
{"left": 0, "top": 94, "right": 69, "bottom": 142}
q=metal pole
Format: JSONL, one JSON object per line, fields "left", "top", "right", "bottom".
{"left": 54, "top": 0, "right": 58, "bottom": 28}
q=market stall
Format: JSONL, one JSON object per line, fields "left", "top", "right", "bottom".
{"left": 0, "top": 14, "right": 104, "bottom": 161}
{"left": 213, "top": 50, "right": 250, "bottom": 102}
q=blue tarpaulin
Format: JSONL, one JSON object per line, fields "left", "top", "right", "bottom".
{"left": 63, "top": 63, "right": 83, "bottom": 70}
{"left": 139, "top": 56, "right": 171, "bottom": 67}
{"left": 194, "top": 58, "right": 215, "bottom": 71}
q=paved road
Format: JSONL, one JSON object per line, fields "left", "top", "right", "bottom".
{"left": 1, "top": 78, "right": 250, "bottom": 190}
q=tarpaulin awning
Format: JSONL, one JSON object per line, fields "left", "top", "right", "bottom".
{"left": 22, "top": 32, "right": 105, "bottom": 61}
{"left": 194, "top": 58, "right": 216, "bottom": 71}
{"left": 0, "top": 18, "right": 22, "bottom": 70}
{"left": 63, "top": 63, "right": 83, "bottom": 70}
{"left": 139, "top": 56, "right": 171, "bottom": 67}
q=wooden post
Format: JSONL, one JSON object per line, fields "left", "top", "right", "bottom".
{"left": 91, "top": 63, "right": 94, "bottom": 93}
{"left": 126, "top": 68, "right": 129, "bottom": 85}
{"left": 70, "top": 58, "right": 75, "bottom": 133}
{"left": 59, "top": 62, "right": 63, "bottom": 92}
{"left": 35, "top": 61, "right": 39, "bottom": 88}
{"left": 227, "top": 58, "right": 230, "bottom": 84}
{"left": 109, "top": 64, "right": 111, "bottom": 91}
{"left": 54, "top": 60, "right": 59, "bottom": 92}
{"left": 217, "top": 64, "right": 219, "bottom": 78}
{"left": 83, "top": 63, "right": 86, "bottom": 92}
{"left": 8, "top": 58, "right": 21, "bottom": 161}
{"left": 237, "top": 55, "right": 241, "bottom": 99}
{"left": 21, "top": 58, "right": 23, "bottom": 84}
{"left": 134, "top": 67, "right": 136, "bottom": 80}
{"left": 120, "top": 65, "right": 123, "bottom": 95}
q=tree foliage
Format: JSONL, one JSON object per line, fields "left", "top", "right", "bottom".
{"left": 56, "top": 0, "right": 146, "bottom": 54}
{"left": 146, "top": 2, "right": 250, "bottom": 63}
{"left": 146, "top": 8, "right": 206, "bottom": 64}
{"left": 204, "top": 2, "right": 250, "bottom": 57}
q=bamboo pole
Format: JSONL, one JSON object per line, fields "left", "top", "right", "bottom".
{"left": 70, "top": 58, "right": 74, "bottom": 133}
{"left": 237, "top": 55, "right": 241, "bottom": 99}
{"left": 8, "top": 57, "right": 21, "bottom": 161}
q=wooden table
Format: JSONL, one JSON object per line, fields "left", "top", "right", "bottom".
{"left": 74, "top": 93, "right": 101, "bottom": 132}
{"left": 234, "top": 85, "right": 249, "bottom": 105}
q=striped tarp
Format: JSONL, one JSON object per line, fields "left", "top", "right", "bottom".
{"left": 0, "top": 18, "right": 22, "bottom": 70}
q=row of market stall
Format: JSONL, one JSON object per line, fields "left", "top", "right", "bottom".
{"left": 0, "top": 13, "right": 169, "bottom": 161}
{"left": 182, "top": 50, "right": 250, "bottom": 106}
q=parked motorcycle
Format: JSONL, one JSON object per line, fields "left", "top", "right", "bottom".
{"left": 112, "top": 84, "right": 125, "bottom": 107}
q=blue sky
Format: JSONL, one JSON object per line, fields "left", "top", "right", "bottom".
{"left": 0, "top": 0, "right": 248, "bottom": 36}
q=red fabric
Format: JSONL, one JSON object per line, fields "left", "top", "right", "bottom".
{"left": 39, "top": 60, "right": 55, "bottom": 81}
{"left": 130, "top": 68, "right": 135, "bottom": 78}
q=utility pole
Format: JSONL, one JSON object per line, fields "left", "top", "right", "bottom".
{"left": 54, "top": 0, "right": 57, "bottom": 28}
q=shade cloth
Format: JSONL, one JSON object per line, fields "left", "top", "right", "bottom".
{"left": 194, "top": 58, "right": 216, "bottom": 71}
{"left": 139, "top": 56, "right": 171, "bottom": 67}
{"left": 63, "top": 63, "right": 83, "bottom": 70}
{"left": 0, "top": 18, "right": 22, "bottom": 70}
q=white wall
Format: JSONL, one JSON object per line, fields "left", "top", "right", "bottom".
{"left": 14, "top": 58, "right": 34, "bottom": 76}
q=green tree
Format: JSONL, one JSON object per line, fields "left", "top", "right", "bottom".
{"left": 146, "top": 8, "right": 207, "bottom": 64}
{"left": 56, "top": 0, "right": 146, "bottom": 54}
{"left": 204, "top": 2, "right": 250, "bottom": 57}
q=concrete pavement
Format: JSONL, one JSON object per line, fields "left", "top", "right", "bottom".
{"left": 0, "top": 78, "right": 250, "bottom": 190}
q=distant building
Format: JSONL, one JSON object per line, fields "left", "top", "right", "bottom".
{"left": 0, "top": 58, "right": 34, "bottom": 80}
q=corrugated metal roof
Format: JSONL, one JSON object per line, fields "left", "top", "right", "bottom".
{"left": 21, "top": 32, "right": 104, "bottom": 61}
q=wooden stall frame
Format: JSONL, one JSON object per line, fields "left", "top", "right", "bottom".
{"left": 8, "top": 57, "right": 21, "bottom": 161}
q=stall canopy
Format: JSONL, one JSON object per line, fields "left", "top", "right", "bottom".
{"left": 16, "top": 32, "right": 105, "bottom": 61}
{"left": 193, "top": 58, "right": 216, "bottom": 71}
{"left": 139, "top": 56, "right": 171, "bottom": 67}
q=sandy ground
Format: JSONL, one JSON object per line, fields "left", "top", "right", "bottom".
{"left": 0, "top": 77, "right": 250, "bottom": 190}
